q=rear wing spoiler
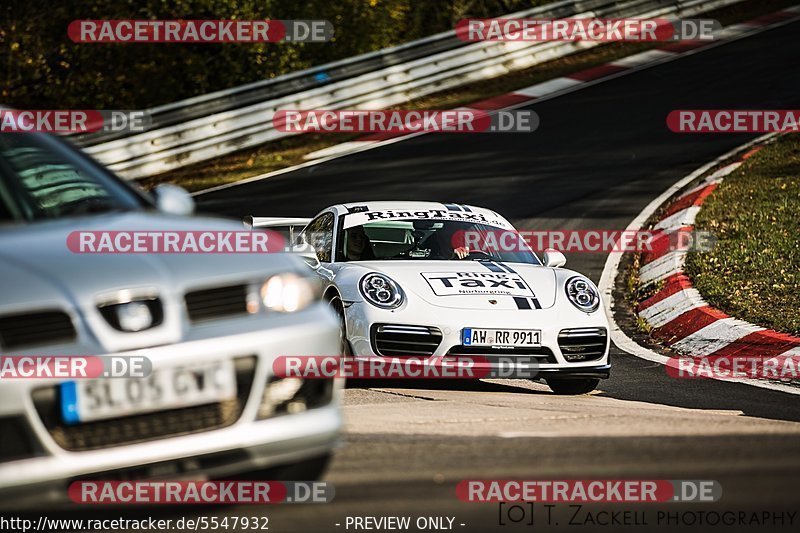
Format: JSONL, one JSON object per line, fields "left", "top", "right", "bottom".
{"left": 243, "top": 216, "right": 312, "bottom": 249}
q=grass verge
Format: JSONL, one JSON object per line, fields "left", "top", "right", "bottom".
{"left": 685, "top": 133, "right": 800, "bottom": 336}
{"left": 140, "top": 0, "right": 798, "bottom": 192}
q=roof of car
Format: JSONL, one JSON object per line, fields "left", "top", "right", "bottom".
{"left": 332, "top": 201, "right": 499, "bottom": 218}
{"left": 330, "top": 201, "right": 514, "bottom": 230}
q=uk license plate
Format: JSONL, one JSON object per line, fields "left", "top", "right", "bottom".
{"left": 60, "top": 359, "right": 236, "bottom": 424}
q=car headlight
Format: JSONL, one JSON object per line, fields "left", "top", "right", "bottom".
{"left": 260, "top": 273, "right": 317, "bottom": 313}
{"left": 565, "top": 276, "right": 600, "bottom": 313}
{"left": 360, "top": 273, "right": 404, "bottom": 309}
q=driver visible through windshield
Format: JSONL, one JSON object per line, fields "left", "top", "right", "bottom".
{"left": 338, "top": 218, "right": 540, "bottom": 265}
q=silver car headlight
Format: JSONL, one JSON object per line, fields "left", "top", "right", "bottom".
{"left": 260, "top": 273, "right": 317, "bottom": 313}
{"left": 565, "top": 276, "right": 600, "bottom": 313}
{"left": 359, "top": 273, "right": 404, "bottom": 309}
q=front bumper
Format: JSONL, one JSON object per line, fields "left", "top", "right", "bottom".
{"left": 0, "top": 303, "right": 342, "bottom": 509}
{"left": 343, "top": 301, "right": 611, "bottom": 378}
{"left": 535, "top": 364, "right": 611, "bottom": 380}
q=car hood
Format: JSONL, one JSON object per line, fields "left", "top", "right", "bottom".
{"left": 352, "top": 260, "right": 557, "bottom": 310}
{"left": 0, "top": 211, "right": 295, "bottom": 314}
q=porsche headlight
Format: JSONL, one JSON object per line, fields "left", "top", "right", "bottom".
{"left": 360, "top": 273, "right": 404, "bottom": 309}
{"left": 260, "top": 273, "right": 316, "bottom": 313}
{"left": 565, "top": 276, "right": 599, "bottom": 313}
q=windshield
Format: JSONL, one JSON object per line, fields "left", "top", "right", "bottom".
{"left": 337, "top": 218, "right": 541, "bottom": 265}
{"left": 0, "top": 133, "right": 148, "bottom": 224}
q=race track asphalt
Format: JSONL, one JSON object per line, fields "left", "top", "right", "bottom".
{"left": 190, "top": 20, "right": 800, "bottom": 532}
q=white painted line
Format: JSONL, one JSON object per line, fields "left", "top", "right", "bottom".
{"left": 678, "top": 162, "right": 741, "bottom": 197}
{"left": 678, "top": 181, "right": 716, "bottom": 200}
{"left": 610, "top": 49, "right": 676, "bottom": 68}
{"left": 639, "top": 288, "right": 706, "bottom": 328}
{"left": 716, "top": 23, "right": 759, "bottom": 38}
{"left": 706, "top": 161, "right": 743, "bottom": 180}
{"left": 639, "top": 250, "right": 686, "bottom": 285}
{"left": 671, "top": 318, "right": 764, "bottom": 356}
{"left": 513, "top": 77, "right": 583, "bottom": 98}
{"left": 304, "top": 141, "right": 376, "bottom": 160}
{"left": 654, "top": 206, "right": 702, "bottom": 231}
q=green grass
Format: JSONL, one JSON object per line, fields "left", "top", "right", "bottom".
{"left": 685, "top": 133, "right": 800, "bottom": 336}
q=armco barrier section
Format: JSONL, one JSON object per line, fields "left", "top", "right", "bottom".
{"left": 74, "top": 0, "right": 745, "bottom": 179}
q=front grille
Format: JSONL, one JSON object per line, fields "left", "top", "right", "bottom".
{"left": 0, "top": 310, "right": 76, "bottom": 349}
{"left": 446, "top": 345, "right": 558, "bottom": 364}
{"left": 558, "top": 327, "right": 608, "bottom": 362}
{"left": 98, "top": 298, "right": 163, "bottom": 332}
{"left": 32, "top": 356, "right": 256, "bottom": 452}
{"left": 372, "top": 324, "right": 442, "bottom": 357}
{"left": 185, "top": 284, "right": 249, "bottom": 322}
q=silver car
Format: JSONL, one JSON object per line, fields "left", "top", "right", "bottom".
{"left": 0, "top": 133, "right": 342, "bottom": 508}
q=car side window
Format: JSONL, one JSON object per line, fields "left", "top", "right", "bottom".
{"left": 0, "top": 132, "right": 145, "bottom": 222}
{"left": 302, "top": 212, "right": 335, "bottom": 262}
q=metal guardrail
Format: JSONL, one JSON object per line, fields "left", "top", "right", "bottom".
{"left": 71, "top": 0, "right": 599, "bottom": 148}
{"left": 75, "top": 0, "right": 745, "bottom": 179}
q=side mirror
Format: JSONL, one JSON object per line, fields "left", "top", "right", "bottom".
{"left": 153, "top": 184, "right": 194, "bottom": 216}
{"left": 291, "top": 240, "right": 320, "bottom": 268}
{"left": 543, "top": 248, "right": 566, "bottom": 268}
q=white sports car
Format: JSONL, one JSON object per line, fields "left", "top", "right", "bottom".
{"left": 249, "top": 202, "right": 610, "bottom": 395}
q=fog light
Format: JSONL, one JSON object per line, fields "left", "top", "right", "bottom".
{"left": 256, "top": 376, "right": 334, "bottom": 420}
{"left": 0, "top": 416, "right": 43, "bottom": 463}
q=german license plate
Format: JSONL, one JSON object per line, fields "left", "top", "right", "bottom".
{"left": 60, "top": 359, "right": 236, "bottom": 424}
{"left": 462, "top": 328, "right": 541, "bottom": 347}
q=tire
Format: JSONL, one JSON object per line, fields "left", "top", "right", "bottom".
{"left": 327, "top": 296, "right": 351, "bottom": 357}
{"left": 545, "top": 378, "right": 599, "bottom": 395}
{"left": 232, "top": 453, "right": 332, "bottom": 481}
